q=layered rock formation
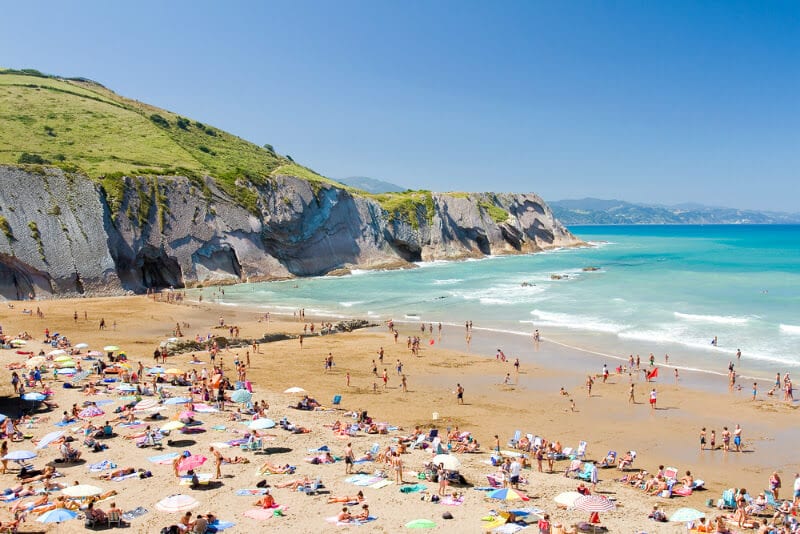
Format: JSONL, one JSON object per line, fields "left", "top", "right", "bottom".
{"left": 0, "top": 165, "right": 582, "bottom": 299}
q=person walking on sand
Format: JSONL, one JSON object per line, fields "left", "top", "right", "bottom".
{"left": 456, "top": 384, "right": 464, "bottom": 404}
{"left": 628, "top": 383, "right": 635, "bottom": 403}
{"left": 700, "top": 428, "right": 707, "bottom": 450}
{"left": 401, "top": 374, "right": 407, "bottom": 393}
{"left": 382, "top": 369, "right": 388, "bottom": 389}
{"left": 210, "top": 446, "right": 223, "bottom": 479}
{"left": 392, "top": 452, "right": 404, "bottom": 484}
{"left": 649, "top": 388, "right": 657, "bottom": 411}
{"left": 344, "top": 443, "right": 354, "bottom": 474}
{"left": 586, "top": 375, "right": 594, "bottom": 397}
{"left": 710, "top": 429, "right": 716, "bottom": 450}
{"left": 346, "top": 372, "right": 351, "bottom": 387}
{"left": 733, "top": 424, "right": 743, "bottom": 452}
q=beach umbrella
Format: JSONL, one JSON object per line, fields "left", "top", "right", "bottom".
{"left": 134, "top": 399, "right": 160, "bottom": 411}
{"left": 57, "top": 368, "right": 76, "bottom": 374}
{"left": 554, "top": 491, "right": 583, "bottom": 508}
{"left": 669, "top": 507, "right": 705, "bottom": 522}
{"left": 572, "top": 495, "right": 616, "bottom": 512}
{"left": 103, "top": 345, "right": 120, "bottom": 352}
{"left": 25, "top": 356, "right": 46, "bottom": 369}
{"left": 22, "top": 392, "right": 46, "bottom": 402}
{"left": 487, "top": 488, "right": 530, "bottom": 502}
{"left": 117, "top": 383, "right": 137, "bottom": 392}
{"left": 178, "top": 455, "right": 207, "bottom": 472}
{"left": 49, "top": 350, "right": 67, "bottom": 357}
{"left": 166, "top": 337, "right": 179, "bottom": 343}
{"left": 37, "top": 508, "right": 78, "bottom": 523}
{"left": 156, "top": 494, "right": 199, "bottom": 513}
{"left": 0, "top": 414, "right": 6, "bottom": 423}
{"left": 405, "top": 519, "right": 437, "bottom": 529}
{"left": 178, "top": 410, "right": 196, "bottom": 420}
{"left": 3, "top": 450, "right": 37, "bottom": 461}
{"left": 79, "top": 406, "right": 105, "bottom": 418}
{"left": 231, "top": 389, "right": 252, "bottom": 404}
{"left": 431, "top": 454, "right": 461, "bottom": 471}
{"left": 148, "top": 367, "right": 166, "bottom": 375}
{"left": 54, "top": 355, "right": 73, "bottom": 362}
{"left": 244, "top": 508, "right": 274, "bottom": 520}
{"left": 161, "top": 420, "right": 186, "bottom": 432}
{"left": 248, "top": 418, "right": 276, "bottom": 430}
{"left": 70, "top": 370, "right": 91, "bottom": 382}
{"left": 9, "top": 339, "right": 27, "bottom": 346}
{"left": 36, "top": 430, "right": 65, "bottom": 450}
{"left": 164, "top": 396, "right": 191, "bottom": 405}
{"left": 88, "top": 350, "right": 104, "bottom": 357}
{"left": 283, "top": 386, "right": 306, "bottom": 394}
{"left": 165, "top": 368, "right": 183, "bottom": 375}
{"left": 56, "top": 361, "right": 76, "bottom": 369}
{"left": 62, "top": 484, "right": 103, "bottom": 498}
{"left": 74, "top": 343, "right": 89, "bottom": 349}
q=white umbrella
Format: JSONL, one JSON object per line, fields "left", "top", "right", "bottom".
{"left": 283, "top": 386, "right": 307, "bottom": 394}
{"left": 36, "top": 430, "right": 65, "bottom": 450}
{"left": 248, "top": 418, "right": 276, "bottom": 430}
{"left": 134, "top": 399, "right": 160, "bottom": 411}
{"left": 74, "top": 343, "right": 89, "bottom": 349}
{"left": 48, "top": 349, "right": 67, "bottom": 357}
{"left": 62, "top": 484, "right": 103, "bottom": 498}
{"left": 25, "top": 356, "right": 46, "bottom": 369}
{"left": 431, "top": 454, "right": 461, "bottom": 471}
{"left": 669, "top": 507, "right": 705, "bottom": 522}
{"left": 554, "top": 491, "right": 583, "bottom": 508}
{"left": 156, "top": 494, "right": 199, "bottom": 513}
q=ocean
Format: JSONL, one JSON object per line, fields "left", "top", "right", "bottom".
{"left": 197, "top": 225, "right": 800, "bottom": 380}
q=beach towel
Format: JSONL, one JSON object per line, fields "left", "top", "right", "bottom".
{"left": 472, "top": 486, "right": 497, "bottom": 492}
{"left": 209, "top": 520, "right": 235, "bottom": 530}
{"left": 121, "top": 506, "right": 148, "bottom": 521}
{"left": 370, "top": 480, "right": 394, "bottom": 489}
{"left": 179, "top": 474, "right": 213, "bottom": 485}
{"left": 325, "top": 516, "right": 377, "bottom": 526}
{"left": 236, "top": 489, "right": 268, "bottom": 496}
{"left": 309, "top": 445, "right": 330, "bottom": 453}
{"left": 399, "top": 484, "right": 428, "bottom": 493}
{"left": 441, "top": 496, "right": 465, "bottom": 506}
{"left": 353, "top": 477, "right": 382, "bottom": 487}
{"left": 193, "top": 403, "right": 219, "bottom": 413}
{"left": 345, "top": 475, "right": 369, "bottom": 484}
{"left": 148, "top": 452, "right": 180, "bottom": 464}
{"left": 112, "top": 472, "right": 141, "bottom": 482}
{"left": 212, "top": 425, "right": 227, "bottom": 431}
{"left": 118, "top": 422, "right": 145, "bottom": 428}
{"left": 54, "top": 420, "right": 77, "bottom": 427}
{"left": 88, "top": 460, "right": 116, "bottom": 472}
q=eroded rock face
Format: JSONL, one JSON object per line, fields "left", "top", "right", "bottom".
{"left": 0, "top": 166, "right": 583, "bottom": 299}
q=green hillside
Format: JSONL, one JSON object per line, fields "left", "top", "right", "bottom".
{"left": 0, "top": 68, "right": 344, "bottom": 209}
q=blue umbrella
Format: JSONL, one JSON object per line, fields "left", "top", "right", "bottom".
{"left": 37, "top": 508, "right": 78, "bottom": 523}
{"left": 164, "top": 397, "right": 192, "bottom": 405}
{"left": 148, "top": 367, "right": 166, "bottom": 375}
{"left": 22, "top": 392, "right": 46, "bottom": 402}
{"left": 231, "top": 389, "right": 252, "bottom": 404}
{"left": 36, "top": 431, "right": 65, "bottom": 450}
{"left": 117, "top": 384, "right": 137, "bottom": 392}
{"left": 0, "top": 414, "right": 7, "bottom": 423}
{"left": 3, "top": 450, "right": 37, "bottom": 461}
{"left": 248, "top": 418, "right": 276, "bottom": 430}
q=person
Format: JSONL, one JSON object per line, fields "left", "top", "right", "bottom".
{"left": 710, "top": 429, "right": 716, "bottom": 450}
{"left": 356, "top": 503, "right": 370, "bottom": 521}
{"left": 327, "top": 490, "right": 364, "bottom": 504}
{"left": 0, "top": 441, "right": 7, "bottom": 475}
{"left": 648, "top": 504, "right": 667, "bottom": 522}
{"left": 700, "top": 427, "right": 706, "bottom": 450}
{"left": 192, "top": 513, "right": 209, "bottom": 534}
{"left": 586, "top": 375, "right": 593, "bottom": 397}
{"left": 344, "top": 442, "right": 354, "bottom": 474}
{"left": 210, "top": 446, "right": 222, "bottom": 479}
{"left": 178, "top": 511, "right": 193, "bottom": 532}
{"left": 769, "top": 471, "right": 782, "bottom": 500}
{"left": 455, "top": 384, "right": 464, "bottom": 404}
{"left": 576, "top": 482, "right": 591, "bottom": 495}
{"left": 337, "top": 506, "right": 352, "bottom": 523}
{"left": 733, "top": 424, "right": 743, "bottom": 452}
{"left": 537, "top": 512, "right": 552, "bottom": 534}
{"left": 681, "top": 470, "right": 694, "bottom": 489}
{"left": 649, "top": 388, "right": 657, "bottom": 411}
{"left": 722, "top": 426, "right": 731, "bottom": 451}
{"left": 254, "top": 490, "right": 276, "bottom": 509}
{"left": 509, "top": 457, "right": 521, "bottom": 489}
{"left": 628, "top": 383, "right": 635, "bottom": 403}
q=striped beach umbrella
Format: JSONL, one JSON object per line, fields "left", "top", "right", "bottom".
{"left": 487, "top": 488, "right": 529, "bottom": 501}
{"left": 156, "top": 494, "right": 199, "bottom": 513}
{"left": 572, "top": 495, "right": 616, "bottom": 512}
{"left": 78, "top": 406, "right": 105, "bottom": 418}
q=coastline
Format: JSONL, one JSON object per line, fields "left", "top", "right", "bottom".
{"left": 1, "top": 294, "right": 796, "bottom": 532}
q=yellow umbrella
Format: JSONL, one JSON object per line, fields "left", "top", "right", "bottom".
{"left": 54, "top": 355, "right": 73, "bottom": 362}
{"left": 25, "top": 357, "right": 46, "bottom": 369}
{"left": 165, "top": 368, "right": 183, "bottom": 375}
{"left": 161, "top": 420, "right": 186, "bottom": 432}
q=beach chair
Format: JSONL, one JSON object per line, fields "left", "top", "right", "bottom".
{"left": 507, "top": 430, "right": 521, "bottom": 448}
{"left": 427, "top": 428, "right": 438, "bottom": 441}
{"left": 555, "top": 447, "right": 573, "bottom": 461}
{"left": 720, "top": 489, "right": 736, "bottom": 509}
{"left": 573, "top": 441, "right": 587, "bottom": 460}
{"left": 107, "top": 509, "right": 124, "bottom": 527}
{"left": 663, "top": 466, "right": 678, "bottom": 482}
{"left": 576, "top": 462, "right": 594, "bottom": 481}
{"left": 599, "top": 451, "right": 617, "bottom": 467}
{"left": 564, "top": 459, "right": 582, "bottom": 478}
{"left": 368, "top": 443, "right": 380, "bottom": 456}
{"left": 332, "top": 395, "right": 342, "bottom": 408}
{"left": 409, "top": 434, "right": 426, "bottom": 450}
{"left": 764, "top": 489, "right": 781, "bottom": 510}
{"left": 487, "top": 474, "right": 503, "bottom": 487}
{"left": 532, "top": 436, "right": 542, "bottom": 450}
{"left": 660, "top": 480, "right": 676, "bottom": 499}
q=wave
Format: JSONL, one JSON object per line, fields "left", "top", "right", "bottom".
{"left": 432, "top": 279, "right": 464, "bottom": 286}
{"left": 780, "top": 324, "right": 800, "bottom": 336}
{"left": 451, "top": 283, "right": 547, "bottom": 306}
{"left": 339, "top": 301, "right": 364, "bottom": 308}
{"left": 529, "top": 309, "right": 628, "bottom": 334}
{"left": 674, "top": 312, "right": 750, "bottom": 325}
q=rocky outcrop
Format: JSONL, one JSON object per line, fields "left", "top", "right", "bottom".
{"left": 0, "top": 165, "right": 583, "bottom": 299}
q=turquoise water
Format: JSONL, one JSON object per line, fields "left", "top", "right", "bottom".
{"left": 200, "top": 225, "right": 800, "bottom": 378}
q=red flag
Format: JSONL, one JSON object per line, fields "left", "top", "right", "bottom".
{"left": 646, "top": 367, "right": 659, "bottom": 381}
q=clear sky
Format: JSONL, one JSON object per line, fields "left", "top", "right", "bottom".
{"left": 2, "top": 1, "right": 798, "bottom": 211}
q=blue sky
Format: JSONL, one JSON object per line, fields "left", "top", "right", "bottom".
{"left": 2, "top": 1, "right": 798, "bottom": 211}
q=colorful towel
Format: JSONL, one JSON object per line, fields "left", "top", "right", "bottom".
{"left": 179, "top": 474, "right": 213, "bottom": 485}
{"left": 325, "top": 516, "right": 377, "bottom": 526}
{"left": 236, "top": 489, "right": 268, "bottom": 496}
{"left": 370, "top": 480, "right": 394, "bottom": 489}
{"left": 54, "top": 420, "right": 77, "bottom": 427}
{"left": 148, "top": 452, "right": 179, "bottom": 464}
{"left": 212, "top": 425, "right": 227, "bottom": 431}
{"left": 399, "top": 484, "right": 428, "bottom": 493}
{"left": 441, "top": 497, "right": 465, "bottom": 506}
{"left": 210, "top": 520, "right": 235, "bottom": 530}
{"left": 112, "top": 472, "right": 140, "bottom": 482}
{"left": 88, "top": 460, "right": 116, "bottom": 472}
{"left": 121, "top": 506, "right": 148, "bottom": 521}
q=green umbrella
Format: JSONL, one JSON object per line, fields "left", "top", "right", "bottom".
{"left": 669, "top": 507, "right": 705, "bottom": 522}
{"left": 406, "top": 519, "right": 437, "bottom": 529}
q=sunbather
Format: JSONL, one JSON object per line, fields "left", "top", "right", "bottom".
{"left": 336, "top": 506, "right": 352, "bottom": 523}
{"left": 327, "top": 490, "right": 364, "bottom": 504}
{"left": 222, "top": 456, "right": 250, "bottom": 464}
{"left": 355, "top": 504, "right": 370, "bottom": 521}
{"left": 617, "top": 451, "right": 634, "bottom": 470}
{"left": 97, "top": 467, "right": 137, "bottom": 480}
{"left": 254, "top": 490, "right": 276, "bottom": 509}
{"left": 275, "top": 476, "right": 312, "bottom": 490}
{"left": 257, "top": 461, "right": 294, "bottom": 475}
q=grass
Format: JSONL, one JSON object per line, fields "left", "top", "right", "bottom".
{"left": 369, "top": 190, "right": 435, "bottom": 230}
{"left": 0, "top": 69, "right": 350, "bottom": 215}
{"left": 478, "top": 200, "right": 509, "bottom": 223}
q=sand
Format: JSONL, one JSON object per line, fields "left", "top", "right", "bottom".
{"left": 0, "top": 295, "right": 797, "bottom": 533}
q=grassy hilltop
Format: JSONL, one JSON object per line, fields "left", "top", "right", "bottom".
{"left": 0, "top": 68, "right": 508, "bottom": 225}
{"left": 0, "top": 68, "right": 345, "bottom": 209}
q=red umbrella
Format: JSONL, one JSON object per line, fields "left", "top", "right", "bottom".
{"left": 572, "top": 495, "right": 616, "bottom": 512}
{"left": 177, "top": 455, "right": 207, "bottom": 472}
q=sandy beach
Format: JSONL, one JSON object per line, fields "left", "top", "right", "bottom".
{"left": 0, "top": 294, "right": 797, "bottom": 533}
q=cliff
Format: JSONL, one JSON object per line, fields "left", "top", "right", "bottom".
{"left": 0, "top": 165, "right": 582, "bottom": 299}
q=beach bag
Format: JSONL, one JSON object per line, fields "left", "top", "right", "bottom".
{"left": 442, "top": 512, "right": 453, "bottom": 519}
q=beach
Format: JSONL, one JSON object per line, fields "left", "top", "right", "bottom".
{"left": 1, "top": 294, "right": 797, "bottom": 533}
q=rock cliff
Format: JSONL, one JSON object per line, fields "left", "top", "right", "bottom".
{"left": 0, "top": 165, "right": 582, "bottom": 299}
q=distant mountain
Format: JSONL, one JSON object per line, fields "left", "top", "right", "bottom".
{"left": 338, "top": 176, "right": 405, "bottom": 194}
{"left": 549, "top": 198, "right": 800, "bottom": 225}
